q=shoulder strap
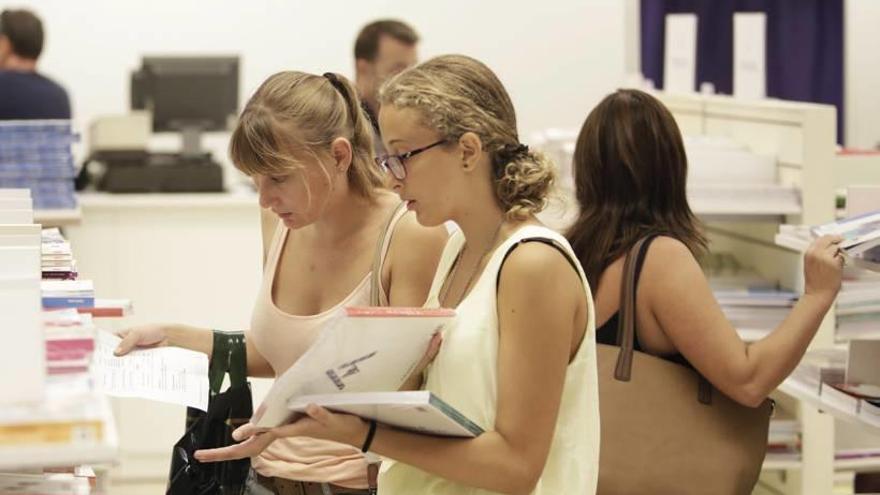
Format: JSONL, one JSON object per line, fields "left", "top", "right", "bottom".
{"left": 614, "top": 236, "right": 714, "bottom": 404}
{"left": 369, "top": 201, "right": 408, "bottom": 306}
{"left": 208, "top": 331, "right": 248, "bottom": 396}
{"left": 614, "top": 237, "right": 651, "bottom": 382}
{"left": 496, "top": 236, "right": 582, "bottom": 289}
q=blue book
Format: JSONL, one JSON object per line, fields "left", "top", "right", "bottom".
{"left": 42, "top": 297, "right": 95, "bottom": 309}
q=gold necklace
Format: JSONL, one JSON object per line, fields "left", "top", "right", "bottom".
{"left": 439, "top": 219, "right": 506, "bottom": 308}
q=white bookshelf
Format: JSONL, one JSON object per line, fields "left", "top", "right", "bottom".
{"left": 0, "top": 394, "right": 119, "bottom": 471}
{"left": 657, "top": 92, "right": 841, "bottom": 495}
{"left": 34, "top": 207, "right": 82, "bottom": 227}
{"left": 0, "top": 395, "right": 119, "bottom": 471}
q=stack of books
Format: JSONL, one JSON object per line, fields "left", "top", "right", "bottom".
{"left": 0, "top": 372, "right": 111, "bottom": 464}
{"left": 837, "top": 271, "right": 880, "bottom": 340}
{"left": 43, "top": 309, "right": 97, "bottom": 375}
{"left": 41, "top": 280, "right": 95, "bottom": 310}
{"left": 716, "top": 288, "right": 798, "bottom": 341}
{"left": 0, "top": 471, "right": 92, "bottom": 495}
{"left": 0, "top": 121, "right": 78, "bottom": 210}
{"left": 766, "top": 417, "right": 801, "bottom": 462}
{"left": 706, "top": 254, "right": 797, "bottom": 341}
{"left": 41, "top": 227, "right": 77, "bottom": 280}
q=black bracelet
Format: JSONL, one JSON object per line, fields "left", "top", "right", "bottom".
{"left": 361, "top": 420, "right": 378, "bottom": 453}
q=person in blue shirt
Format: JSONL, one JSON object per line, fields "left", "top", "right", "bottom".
{"left": 0, "top": 9, "right": 70, "bottom": 120}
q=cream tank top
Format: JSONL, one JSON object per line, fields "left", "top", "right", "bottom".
{"left": 378, "top": 225, "right": 601, "bottom": 495}
{"left": 248, "top": 204, "right": 407, "bottom": 488}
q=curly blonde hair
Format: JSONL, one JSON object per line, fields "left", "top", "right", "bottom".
{"left": 379, "top": 54, "right": 555, "bottom": 220}
{"left": 230, "top": 71, "right": 384, "bottom": 200}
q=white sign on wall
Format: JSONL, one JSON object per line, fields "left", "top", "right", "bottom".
{"left": 664, "top": 13, "right": 698, "bottom": 94}
{"left": 733, "top": 12, "right": 767, "bottom": 99}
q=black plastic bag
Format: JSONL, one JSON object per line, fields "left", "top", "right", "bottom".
{"left": 167, "top": 331, "right": 253, "bottom": 495}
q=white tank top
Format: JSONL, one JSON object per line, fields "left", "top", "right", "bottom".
{"left": 378, "top": 225, "right": 600, "bottom": 495}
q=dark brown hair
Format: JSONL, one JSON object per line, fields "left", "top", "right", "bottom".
{"left": 566, "top": 89, "right": 707, "bottom": 287}
{"left": 0, "top": 9, "right": 44, "bottom": 60}
{"left": 354, "top": 20, "right": 419, "bottom": 62}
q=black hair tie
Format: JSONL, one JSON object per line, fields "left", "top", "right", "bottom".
{"left": 501, "top": 143, "right": 529, "bottom": 159}
{"left": 323, "top": 72, "right": 360, "bottom": 140}
{"left": 492, "top": 143, "right": 530, "bottom": 178}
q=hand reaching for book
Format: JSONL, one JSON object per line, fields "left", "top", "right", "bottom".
{"left": 804, "top": 234, "right": 844, "bottom": 303}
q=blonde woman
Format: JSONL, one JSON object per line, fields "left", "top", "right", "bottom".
{"left": 197, "top": 55, "right": 601, "bottom": 495}
{"left": 115, "top": 71, "right": 448, "bottom": 494}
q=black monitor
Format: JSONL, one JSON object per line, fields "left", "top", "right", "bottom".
{"left": 131, "top": 56, "right": 239, "bottom": 157}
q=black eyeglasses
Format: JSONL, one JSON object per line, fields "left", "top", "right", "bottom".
{"left": 375, "top": 140, "right": 446, "bottom": 180}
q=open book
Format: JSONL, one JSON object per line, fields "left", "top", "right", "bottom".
{"left": 288, "top": 391, "right": 484, "bottom": 438}
{"left": 252, "top": 307, "right": 455, "bottom": 429}
{"left": 776, "top": 209, "right": 880, "bottom": 271}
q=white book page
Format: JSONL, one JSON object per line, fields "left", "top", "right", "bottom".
{"left": 92, "top": 331, "right": 209, "bottom": 411}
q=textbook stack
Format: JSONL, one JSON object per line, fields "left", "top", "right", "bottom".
{"left": 0, "top": 121, "right": 78, "bottom": 210}
{"left": 41, "top": 227, "right": 77, "bottom": 280}
{"left": 0, "top": 371, "right": 114, "bottom": 470}
{"left": 0, "top": 471, "right": 93, "bottom": 495}
{"left": 836, "top": 271, "right": 880, "bottom": 341}
{"left": 766, "top": 418, "right": 801, "bottom": 462}
{"left": 43, "top": 309, "right": 97, "bottom": 376}
{"left": 716, "top": 288, "right": 797, "bottom": 342}
{"left": 706, "top": 253, "right": 797, "bottom": 341}
{"left": 41, "top": 280, "right": 95, "bottom": 310}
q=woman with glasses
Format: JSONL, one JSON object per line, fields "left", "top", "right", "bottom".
{"left": 197, "top": 54, "right": 601, "bottom": 495}
{"left": 114, "top": 71, "right": 448, "bottom": 495}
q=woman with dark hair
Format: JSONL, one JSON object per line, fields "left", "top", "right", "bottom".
{"left": 567, "top": 88, "right": 843, "bottom": 407}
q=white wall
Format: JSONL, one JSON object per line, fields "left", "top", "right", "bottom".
{"left": 16, "top": 0, "right": 627, "bottom": 177}
{"left": 845, "top": 0, "right": 880, "bottom": 149}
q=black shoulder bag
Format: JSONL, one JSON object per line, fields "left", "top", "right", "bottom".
{"left": 166, "top": 331, "right": 253, "bottom": 495}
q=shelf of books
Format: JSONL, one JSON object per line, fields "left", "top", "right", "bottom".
{"left": 1, "top": 188, "right": 124, "bottom": 491}
{"left": 532, "top": 93, "right": 880, "bottom": 495}
{"left": 655, "top": 93, "right": 854, "bottom": 495}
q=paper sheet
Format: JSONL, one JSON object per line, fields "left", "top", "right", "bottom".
{"left": 92, "top": 331, "right": 209, "bottom": 411}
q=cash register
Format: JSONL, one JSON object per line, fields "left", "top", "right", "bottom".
{"left": 78, "top": 56, "right": 239, "bottom": 193}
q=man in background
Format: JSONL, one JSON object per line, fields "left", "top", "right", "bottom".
{"left": 353, "top": 19, "right": 419, "bottom": 152}
{"left": 0, "top": 8, "right": 70, "bottom": 120}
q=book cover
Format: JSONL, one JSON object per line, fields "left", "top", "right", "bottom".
{"left": 252, "top": 306, "right": 455, "bottom": 429}
{"left": 287, "top": 390, "right": 483, "bottom": 438}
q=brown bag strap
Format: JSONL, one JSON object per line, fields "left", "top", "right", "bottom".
{"left": 613, "top": 237, "right": 651, "bottom": 381}
{"left": 614, "top": 235, "right": 715, "bottom": 404}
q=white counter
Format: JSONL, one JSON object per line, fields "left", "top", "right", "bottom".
{"left": 65, "top": 190, "right": 267, "bottom": 486}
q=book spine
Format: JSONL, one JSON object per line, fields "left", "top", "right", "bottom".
{"left": 42, "top": 297, "right": 95, "bottom": 309}
{"left": 0, "top": 421, "right": 102, "bottom": 445}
